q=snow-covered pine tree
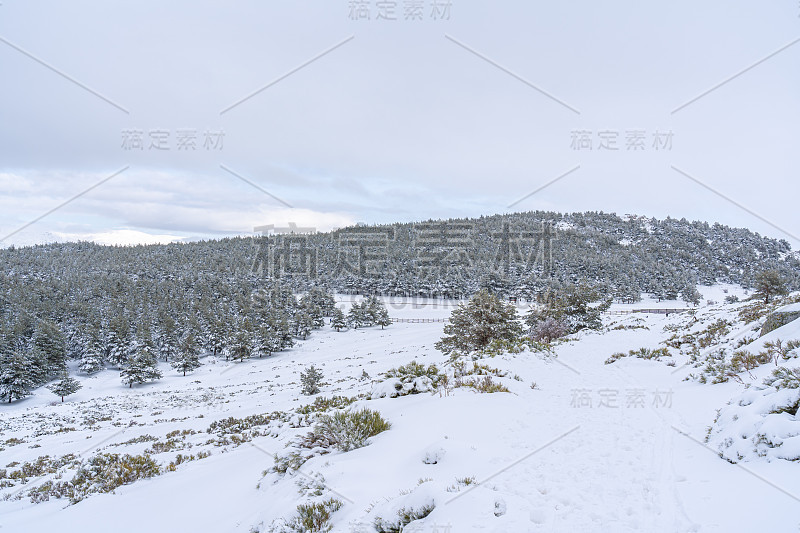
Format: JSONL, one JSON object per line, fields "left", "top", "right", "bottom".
{"left": 121, "top": 323, "right": 161, "bottom": 388}
{"left": 229, "top": 327, "right": 251, "bottom": 363}
{"left": 0, "top": 350, "right": 35, "bottom": 403}
{"left": 32, "top": 320, "right": 67, "bottom": 378}
{"left": 435, "top": 289, "right": 523, "bottom": 355}
{"left": 300, "top": 365, "right": 324, "bottom": 395}
{"left": 375, "top": 306, "right": 392, "bottom": 329}
{"left": 120, "top": 350, "right": 162, "bottom": 388}
{"left": 172, "top": 333, "right": 202, "bottom": 376}
{"left": 79, "top": 327, "right": 105, "bottom": 375}
{"left": 294, "top": 310, "right": 313, "bottom": 340}
{"left": 157, "top": 313, "right": 179, "bottom": 363}
{"left": 107, "top": 315, "right": 130, "bottom": 369}
{"left": 331, "top": 307, "right": 347, "bottom": 331}
{"left": 755, "top": 270, "right": 788, "bottom": 304}
{"left": 252, "top": 324, "right": 274, "bottom": 358}
{"left": 47, "top": 372, "right": 82, "bottom": 402}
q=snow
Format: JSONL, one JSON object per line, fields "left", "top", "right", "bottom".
{"left": 775, "top": 303, "right": 800, "bottom": 314}
{"left": 2, "top": 297, "right": 800, "bottom": 532}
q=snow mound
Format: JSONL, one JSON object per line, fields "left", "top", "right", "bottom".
{"left": 370, "top": 376, "right": 435, "bottom": 399}
{"left": 707, "top": 384, "right": 800, "bottom": 462}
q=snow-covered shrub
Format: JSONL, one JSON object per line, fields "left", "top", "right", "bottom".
{"left": 764, "top": 367, "right": 800, "bottom": 390}
{"left": 386, "top": 361, "right": 442, "bottom": 385}
{"left": 296, "top": 396, "right": 357, "bottom": 415}
{"left": 371, "top": 362, "right": 444, "bottom": 399}
{"left": 69, "top": 453, "right": 161, "bottom": 503}
{"left": 374, "top": 503, "right": 436, "bottom": 533}
{"left": 529, "top": 317, "right": 568, "bottom": 343}
{"left": 605, "top": 347, "right": 670, "bottom": 364}
{"left": 458, "top": 375, "right": 510, "bottom": 394}
{"left": 368, "top": 484, "right": 438, "bottom": 533}
{"left": 285, "top": 498, "right": 342, "bottom": 533}
{"left": 313, "top": 408, "right": 391, "bottom": 452}
{"left": 706, "top": 382, "right": 800, "bottom": 462}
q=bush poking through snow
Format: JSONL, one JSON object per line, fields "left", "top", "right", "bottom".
{"left": 69, "top": 453, "right": 161, "bottom": 503}
{"left": 374, "top": 503, "right": 436, "bottom": 533}
{"left": 313, "top": 408, "right": 391, "bottom": 452}
{"left": 285, "top": 498, "right": 343, "bottom": 533}
{"left": 385, "top": 361, "right": 443, "bottom": 386}
{"left": 459, "top": 375, "right": 510, "bottom": 393}
{"left": 301, "top": 365, "right": 325, "bottom": 396}
{"left": 764, "top": 367, "right": 800, "bottom": 390}
{"left": 296, "top": 396, "right": 358, "bottom": 415}
{"left": 605, "top": 347, "right": 670, "bottom": 364}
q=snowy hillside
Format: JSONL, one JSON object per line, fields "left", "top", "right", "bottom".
{"left": 2, "top": 293, "right": 800, "bottom": 532}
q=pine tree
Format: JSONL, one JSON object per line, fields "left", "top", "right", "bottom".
{"left": 300, "top": 365, "right": 324, "bottom": 395}
{"left": 375, "top": 306, "right": 392, "bottom": 329}
{"left": 0, "top": 350, "right": 35, "bottom": 403}
{"left": 121, "top": 351, "right": 162, "bottom": 388}
{"left": 294, "top": 310, "right": 313, "bottom": 340}
{"left": 157, "top": 314, "right": 179, "bottom": 363}
{"left": 79, "top": 327, "right": 105, "bottom": 375}
{"left": 47, "top": 372, "right": 82, "bottom": 402}
{"left": 172, "top": 333, "right": 202, "bottom": 376}
{"left": 32, "top": 320, "right": 67, "bottom": 378}
{"left": 230, "top": 328, "right": 251, "bottom": 363}
{"left": 121, "top": 326, "right": 162, "bottom": 388}
{"left": 755, "top": 270, "right": 788, "bottom": 304}
{"left": 435, "top": 289, "right": 523, "bottom": 355}
{"left": 107, "top": 315, "right": 130, "bottom": 369}
{"left": 331, "top": 308, "right": 347, "bottom": 332}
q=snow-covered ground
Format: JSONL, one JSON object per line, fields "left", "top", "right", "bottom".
{"left": 1, "top": 294, "right": 800, "bottom": 532}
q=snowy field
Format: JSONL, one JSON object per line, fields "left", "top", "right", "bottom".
{"left": 1, "top": 293, "right": 800, "bottom": 532}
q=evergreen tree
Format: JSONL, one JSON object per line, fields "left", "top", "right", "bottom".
{"left": 253, "top": 324, "right": 275, "bottom": 358}
{"left": 375, "top": 306, "right": 392, "bottom": 329}
{"left": 157, "top": 314, "right": 179, "bottom": 363}
{"left": 230, "top": 328, "right": 251, "bottom": 363}
{"left": 107, "top": 315, "right": 130, "bottom": 369}
{"left": 435, "top": 289, "right": 523, "bottom": 355}
{"left": 755, "top": 270, "right": 788, "bottom": 304}
{"left": 172, "top": 333, "right": 202, "bottom": 376}
{"left": 32, "top": 320, "right": 67, "bottom": 378}
{"left": 79, "top": 327, "right": 105, "bottom": 375}
{"left": 27, "top": 345, "right": 50, "bottom": 385}
{"left": 120, "top": 350, "right": 162, "bottom": 388}
{"left": 526, "top": 282, "right": 610, "bottom": 335}
{"left": 294, "top": 310, "right": 313, "bottom": 340}
{"left": 300, "top": 365, "right": 325, "bottom": 395}
{"left": 331, "top": 308, "right": 347, "bottom": 332}
{"left": 0, "top": 350, "right": 35, "bottom": 403}
{"left": 121, "top": 322, "right": 161, "bottom": 387}
{"left": 47, "top": 372, "right": 82, "bottom": 402}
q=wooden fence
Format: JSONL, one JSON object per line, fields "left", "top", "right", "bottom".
{"left": 390, "top": 318, "right": 449, "bottom": 323}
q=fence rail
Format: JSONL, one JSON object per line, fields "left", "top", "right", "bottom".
{"left": 390, "top": 318, "right": 449, "bottom": 323}
{"left": 607, "top": 308, "right": 691, "bottom": 315}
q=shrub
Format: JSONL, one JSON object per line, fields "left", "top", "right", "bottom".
{"left": 764, "top": 367, "right": 800, "bottom": 390}
{"left": 313, "top": 408, "right": 391, "bottom": 452}
{"left": 70, "top": 453, "right": 161, "bottom": 503}
{"left": 529, "top": 317, "right": 568, "bottom": 343}
{"left": 374, "top": 503, "right": 435, "bottom": 533}
{"left": 296, "top": 396, "right": 357, "bottom": 415}
{"left": 605, "top": 347, "right": 670, "bottom": 364}
{"left": 385, "top": 361, "right": 443, "bottom": 386}
{"left": 286, "top": 498, "right": 343, "bottom": 533}
{"left": 460, "top": 375, "right": 510, "bottom": 393}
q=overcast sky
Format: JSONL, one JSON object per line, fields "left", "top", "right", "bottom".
{"left": 1, "top": 1, "right": 798, "bottom": 248}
